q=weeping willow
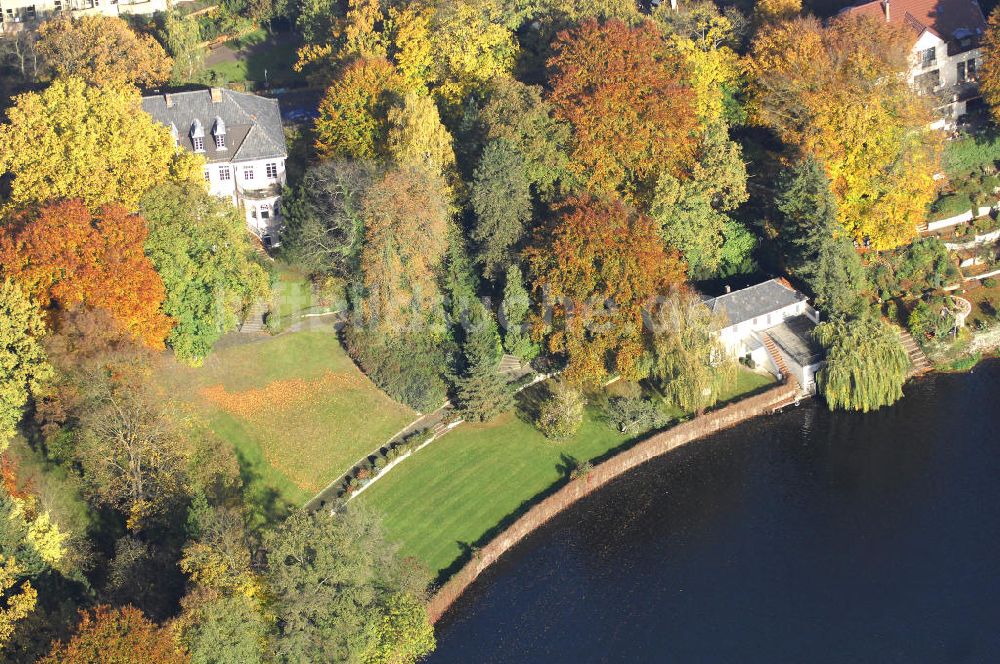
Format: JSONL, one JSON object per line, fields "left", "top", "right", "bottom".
{"left": 651, "top": 290, "right": 737, "bottom": 414}
{"left": 814, "top": 316, "right": 910, "bottom": 412}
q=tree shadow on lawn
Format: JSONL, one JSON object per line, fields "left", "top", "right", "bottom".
{"left": 235, "top": 447, "right": 296, "bottom": 532}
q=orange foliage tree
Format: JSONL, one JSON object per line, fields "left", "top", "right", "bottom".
{"left": 979, "top": 7, "right": 1000, "bottom": 122}
{"left": 525, "top": 194, "right": 686, "bottom": 385}
{"left": 40, "top": 605, "right": 188, "bottom": 664}
{"left": 547, "top": 18, "right": 699, "bottom": 200}
{"left": 747, "top": 15, "right": 939, "bottom": 250}
{"left": 0, "top": 200, "right": 172, "bottom": 349}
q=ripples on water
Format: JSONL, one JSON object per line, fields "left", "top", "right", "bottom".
{"left": 429, "top": 362, "right": 1000, "bottom": 663}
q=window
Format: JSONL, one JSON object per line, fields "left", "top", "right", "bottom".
{"left": 920, "top": 47, "right": 936, "bottom": 68}
{"left": 266, "top": 162, "right": 278, "bottom": 179}
{"left": 25, "top": 5, "right": 36, "bottom": 18}
{"left": 259, "top": 204, "right": 270, "bottom": 219}
{"left": 203, "top": 168, "right": 210, "bottom": 182}
{"left": 193, "top": 136, "right": 204, "bottom": 152}
{"left": 968, "top": 58, "right": 977, "bottom": 79}
{"left": 218, "top": 166, "right": 231, "bottom": 181}
{"left": 215, "top": 134, "right": 225, "bottom": 149}
{"left": 244, "top": 167, "right": 255, "bottom": 181}
{"left": 958, "top": 61, "right": 967, "bottom": 83}
{"left": 53, "top": 0, "right": 62, "bottom": 10}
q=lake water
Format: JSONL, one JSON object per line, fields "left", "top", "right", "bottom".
{"left": 428, "top": 362, "right": 1000, "bottom": 663}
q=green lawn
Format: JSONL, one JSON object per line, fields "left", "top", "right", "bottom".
{"left": 358, "top": 368, "right": 775, "bottom": 582}
{"left": 203, "top": 29, "right": 302, "bottom": 86}
{"left": 159, "top": 330, "right": 416, "bottom": 514}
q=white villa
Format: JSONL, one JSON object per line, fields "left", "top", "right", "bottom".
{"left": 142, "top": 87, "right": 288, "bottom": 247}
{"left": 841, "top": 0, "right": 989, "bottom": 129}
{"left": 0, "top": 0, "right": 169, "bottom": 33}
{"left": 704, "top": 279, "right": 825, "bottom": 394}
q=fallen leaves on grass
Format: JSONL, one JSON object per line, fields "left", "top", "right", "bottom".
{"left": 199, "top": 371, "right": 366, "bottom": 419}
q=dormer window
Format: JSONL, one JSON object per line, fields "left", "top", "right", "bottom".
{"left": 190, "top": 119, "right": 205, "bottom": 153}
{"left": 212, "top": 116, "right": 227, "bottom": 151}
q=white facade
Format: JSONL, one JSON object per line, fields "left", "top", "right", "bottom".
{"left": 0, "top": 0, "right": 170, "bottom": 33}
{"left": 202, "top": 157, "right": 287, "bottom": 240}
{"left": 910, "top": 31, "right": 983, "bottom": 127}
{"left": 717, "top": 300, "right": 818, "bottom": 358}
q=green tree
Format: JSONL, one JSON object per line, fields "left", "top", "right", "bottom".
{"left": 265, "top": 508, "right": 433, "bottom": 663}
{"left": 179, "top": 591, "right": 269, "bottom": 664}
{"left": 499, "top": 265, "right": 538, "bottom": 361}
{"left": 650, "top": 289, "right": 736, "bottom": 414}
{"left": 281, "top": 161, "right": 376, "bottom": 277}
{"left": 651, "top": 173, "right": 728, "bottom": 278}
{"left": 813, "top": 316, "right": 910, "bottom": 412}
{"left": 777, "top": 157, "right": 867, "bottom": 317}
{"left": 471, "top": 140, "right": 532, "bottom": 280}
{"left": 0, "top": 280, "right": 52, "bottom": 453}
{"left": 162, "top": 10, "right": 205, "bottom": 84}
{"left": 140, "top": 182, "right": 269, "bottom": 365}
{"left": 535, "top": 380, "right": 585, "bottom": 441}
{"left": 454, "top": 306, "right": 514, "bottom": 422}
{"left": 478, "top": 78, "right": 571, "bottom": 198}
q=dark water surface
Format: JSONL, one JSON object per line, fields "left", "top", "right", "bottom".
{"left": 429, "top": 362, "right": 1000, "bottom": 663}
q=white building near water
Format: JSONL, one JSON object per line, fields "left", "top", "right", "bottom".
{"left": 0, "top": 0, "right": 171, "bottom": 33}
{"left": 142, "top": 87, "right": 288, "bottom": 247}
{"left": 703, "top": 279, "right": 826, "bottom": 394}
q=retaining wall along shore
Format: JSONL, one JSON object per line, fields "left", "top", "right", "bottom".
{"left": 426, "top": 380, "right": 800, "bottom": 623}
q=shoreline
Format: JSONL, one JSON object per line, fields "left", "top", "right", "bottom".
{"left": 424, "top": 380, "right": 800, "bottom": 624}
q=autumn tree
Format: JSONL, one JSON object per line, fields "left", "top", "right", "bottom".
{"left": 140, "top": 182, "right": 269, "bottom": 364}
{"left": 814, "top": 316, "right": 910, "bottom": 412}
{"left": 428, "top": 0, "right": 518, "bottom": 108}
{"left": 36, "top": 15, "right": 172, "bottom": 87}
{"left": 471, "top": 140, "right": 532, "bottom": 280}
{"left": 265, "top": 508, "right": 433, "bottom": 663}
{"left": 747, "top": 15, "right": 939, "bottom": 249}
{"left": 0, "top": 555, "right": 37, "bottom": 650}
{"left": 525, "top": 195, "right": 686, "bottom": 385}
{"left": 281, "top": 160, "right": 376, "bottom": 277}
{"left": 359, "top": 166, "right": 451, "bottom": 335}
{"left": 314, "top": 58, "right": 408, "bottom": 160}
{"left": 0, "top": 200, "right": 173, "bottom": 349}
{"left": 386, "top": 91, "right": 457, "bottom": 177}
{"left": 547, "top": 18, "right": 698, "bottom": 199}
{"left": 754, "top": 0, "right": 802, "bottom": 26}
{"left": 40, "top": 605, "right": 188, "bottom": 664}
{"left": 74, "top": 355, "right": 188, "bottom": 531}
{"left": 0, "top": 281, "right": 51, "bottom": 453}
{"left": 651, "top": 289, "right": 736, "bottom": 414}
{"left": 981, "top": 7, "right": 1000, "bottom": 122}
{"left": 0, "top": 77, "right": 200, "bottom": 211}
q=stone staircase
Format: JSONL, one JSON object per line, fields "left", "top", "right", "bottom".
{"left": 898, "top": 328, "right": 932, "bottom": 376}
{"left": 761, "top": 332, "right": 792, "bottom": 382}
{"left": 239, "top": 300, "right": 269, "bottom": 333}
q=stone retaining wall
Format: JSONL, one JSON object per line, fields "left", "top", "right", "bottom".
{"left": 426, "top": 380, "right": 801, "bottom": 623}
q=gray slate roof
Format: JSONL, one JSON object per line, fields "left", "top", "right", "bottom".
{"left": 703, "top": 279, "right": 808, "bottom": 327}
{"left": 141, "top": 88, "right": 287, "bottom": 164}
{"left": 765, "top": 315, "right": 824, "bottom": 367}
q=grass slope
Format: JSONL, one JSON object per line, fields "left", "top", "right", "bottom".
{"left": 160, "top": 330, "right": 416, "bottom": 509}
{"left": 358, "top": 369, "right": 774, "bottom": 581}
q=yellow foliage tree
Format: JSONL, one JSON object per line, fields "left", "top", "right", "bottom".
{"left": 0, "top": 556, "right": 37, "bottom": 649}
{"left": 754, "top": 0, "right": 802, "bottom": 25}
{"left": 389, "top": 4, "right": 435, "bottom": 92}
{"left": 36, "top": 15, "right": 172, "bottom": 87}
{"left": 0, "top": 77, "right": 201, "bottom": 212}
{"left": 387, "top": 92, "right": 457, "bottom": 178}
{"left": 8, "top": 499, "right": 69, "bottom": 568}
{"left": 747, "top": 15, "right": 939, "bottom": 249}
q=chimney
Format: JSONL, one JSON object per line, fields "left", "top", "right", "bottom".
{"left": 670, "top": 0, "right": 677, "bottom": 9}
{"left": 882, "top": 0, "right": 890, "bottom": 22}
{"left": 210, "top": 87, "right": 223, "bottom": 103}
{"left": 164, "top": 93, "right": 173, "bottom": 108}
{"left": 724, "top": 285, "right": 732, "bottom": 294}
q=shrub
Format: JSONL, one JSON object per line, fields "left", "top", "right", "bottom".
{"left": 603, "top": 396, "right": 668, "bottom": 434}
{"left": 535, "top": 381, "right": 585, "bottom": 441}
{"left": 983, "top": 277, "right": 997, "bottom": 288}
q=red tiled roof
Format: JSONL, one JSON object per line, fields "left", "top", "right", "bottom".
{"left": 841, "top": 0, "right": 987, "bottom": 42}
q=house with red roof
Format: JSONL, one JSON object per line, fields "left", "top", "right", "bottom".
{"left": 841, "top": 0, "right": 988, "bottom": 128}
